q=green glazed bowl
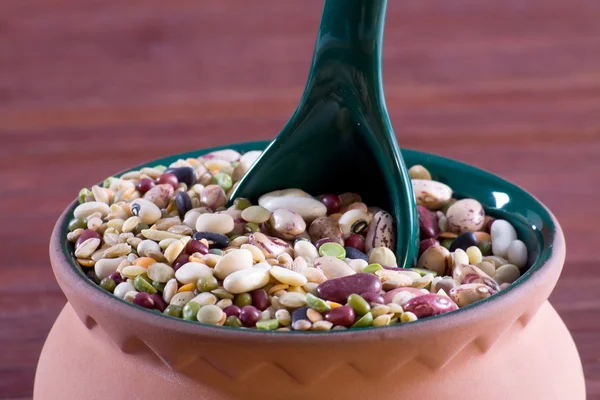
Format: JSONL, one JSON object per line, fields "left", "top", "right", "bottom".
{"left": 58, "top": 139, "right": 552, "bottom": 325}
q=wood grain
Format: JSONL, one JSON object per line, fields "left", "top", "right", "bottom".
{"left": 1, "top": 0, "right": 599, "bottom": 398}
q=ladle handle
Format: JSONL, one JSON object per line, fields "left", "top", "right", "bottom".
{"left": 301, "top": 0, "right": 386, "bottom": 105}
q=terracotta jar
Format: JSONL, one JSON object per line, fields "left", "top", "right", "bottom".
{"left": 35, "top": 142, "right": 585, "bottom": 399}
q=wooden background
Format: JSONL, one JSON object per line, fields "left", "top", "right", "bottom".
{"left": 1, "top": 0, "right": 599, "bottom": 398}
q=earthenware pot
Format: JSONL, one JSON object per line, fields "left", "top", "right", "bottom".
{"left": 36, "top": 141, "right": 585, "bottom": 400}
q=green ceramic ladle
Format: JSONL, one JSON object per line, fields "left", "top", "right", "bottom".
{"left": 230, "top": 0, "right": 419, "bottom": 267}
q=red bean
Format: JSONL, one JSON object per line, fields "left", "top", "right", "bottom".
{"left": 157, "top": 173, "right": 179, "bottom": 190}
{"left": 172, "top": 253, "right": 190, "bottom": 271}
{"left": 186, "top": 240, "right": 209, "bottom": 255}
{"left": 239, "top": 305, "right": 261, "bottom": 327}
{"left": 251, "top": 289, "right": 269, "bottom": 311}
{"left": 133, "top": 292, "right": 154, "bottom": 309}
{"left": 418, "top": 205, "right": 439, "bottom": 239}
{"left": 224, "top": 305, "right": 241, "bottom": 318}
{"left": 403, "top": 293, "right": 458, "bottom": 318}
{"left": 345, "top": 234, "right": 365, "bottom": 252}
{"left": 419, "top": 238, "right": 440, "bottom": 257}
{"left": 108, "top": 272, "right": 124, "bottom": 285}
{"left": 150, "top": 294, "right": 167, "bottom": 312}
{"left": 484, "top": 218, "right": 496, "bottom": 234}
{"left": 135, "top": 178, "right": 156, "bottom": 194}
{"left": 325, "top": 306, "right": 355, "bottom": 327}
{"left": 360, "top": 292, "right": 384, "bottom": 305}
{"left": 317, "top": 273, "right": 382, "bottom": 303}
{"left": 75, "top": 229, "right": 102, "bottom": 249}
{"left": 320, "top": 194, "right": 341, "bottom": 215}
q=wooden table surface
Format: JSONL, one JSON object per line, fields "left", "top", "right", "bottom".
{"left": 1, "top": 0, "right": 599, "bottom": 398}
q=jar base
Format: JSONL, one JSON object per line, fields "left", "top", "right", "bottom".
{"left": 34, "top": 302, "right": 585, "bottom": 400}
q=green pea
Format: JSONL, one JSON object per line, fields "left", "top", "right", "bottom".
{"left": 233, "top": 198, "right": 252, "bottom": 211}
{"left": 410, "top": 268, "right": 437, "bottom": 277}
{"left": 102, "top": 177, "right": 115, "bottom": 188}
{"left": 225, "top": 316, "right": 243, "bottom": 328}
{"left": 478, "top": 240, "right": 492, "bottom": 256}
{"left": 362, "top": 263, "right": 383, "bottom": 274}
{"left": 440, "top": 199, "right": 457, "bottom": 214}
{"left": 389, "top": 316, "right": 399, "bottom": 324}
{"left": 347, "top": 294, "right": 371, "bottom": 316}
{"left": 183, "top": 302, "right": 200, "bottom": 321}
{"left": 210, "top": 172, "right": 233, "bottom": 192}
{"left": 256, "top": 319, "right": 279, "bottom": 330}
{"left": 134, "top": 275, "right": 157, "bottom": 294}
{"left": 134, "top": 223, "right": 150, "bottom": 236}
{"left": 197, "top": 276, "right": 219, "bottom": 292}
{"left": 318, "top": 243, "right": 346, "bottom": 259}
{"left": 306, "top": 293, "right": 331, "bottom": 313}
{"left": 440, "top": 238, "right": 454, "bottom": 250}
{"left": 154, "top": 165, "right": 167, "bottom": 172}
{"left": 68, "top": 218, "right": 87, "bottom": 232}
{"left": 164, "top": 305, "right": 183, "bottom": 318}
{"left": 234, "top": 293, "right": 252, "bottom": 308}
{"left": 152, "top": 281, "right": 166, "bottom": 292}
{"left": 229, "top": 234, "right": 241, "bottom": 241}
{"left": 351, "top": 312, "right": 373, "bottom": 328}
{"left": 209, "top": 249, "right": 224, "bottom": 256}
{"left": 244, "top": 223, "right": 261, "bottom": 233}
{"left": 78, "top": 188, "right": 93, "bottom": 204}
{"left": 99, "top": 277, "right": 116, "bottom": 293}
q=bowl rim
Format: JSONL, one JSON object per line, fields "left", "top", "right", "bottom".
{"left": 49, "top": 140, "right": 566, "bottom": 342}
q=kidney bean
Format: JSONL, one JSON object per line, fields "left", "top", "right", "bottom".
{"left": 344, "top": 247, "right": 368, "bottom": 262}
{"left": 239, "top": 305, "right": 261, "bottom": 327}
{"left": 418, "top": 205, "right": 439, "bottom": 239}
{"left": 193, "top": 232, "right": 230, "bottom": 248}
{"left": 165, "top": 167, "right": 197, "bottom": 188}
{"left": 316, "top": 273, "right": 381, "bottom": 303}
{"left": 133, "top": 292, "right": 155, "bottom": 309}
{"left": 172, "top": 253, "right": 190, "bottom": 271}
{"left": 186, "top": 240, "right": 209, "bottom": 255}
{"left": 175, "top": 191, "right": 193, "bottom": 218}
{"left": 135, "top": 178, "right": 156, "bottom": 194}
{"left": 383, "top": 287, "right": 425, "bottom": 304}
{"left": 345, "top": 234, "right": 365, "bottom": 252}
{"left": 360, "top": 292, "right": 384, "bottom": 305}
{"left": 449, "top": 232, "right": 478, "bottom": 252}
{"left": 419, "top": 238, "right": 439, "bottom": 257}
{"left": 403, "top": 293, "right": 458, "bottom": 318}
{"left": 75, "top": 229, "right": 102, "bottom": 249}
{"left": 251, "top": 289, "right": 269, "bottom": 311}
{"left": 150, "top": 293, "right": 167, "bottom": 312}
{"left": 157, "top": 172, "right": 179, "bottom": 190}
{"left": 325, "top": 306, "right": 355, "bottom": 327}
{"left": 320, "top": 194, "right": 341, "bottom": 214}
{"left": 224, "top": 305, "right": 242, "bottom": 318}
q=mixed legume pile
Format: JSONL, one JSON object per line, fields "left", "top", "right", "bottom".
{"left": 66, "top": 149, "right": 529, "bottom": 331}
